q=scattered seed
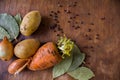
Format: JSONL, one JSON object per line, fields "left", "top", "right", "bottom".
{"left": 83, "top": 46, "right": 88, "bottom": 48}
{"left": 64, "top": 9, "right": 67, "bottom": 12}
{"left": 49, "top": 14, "right": 52, "bottom": 16}
{"left": 88, "top": 13, "right": 91, "bottom": 15}
{"left": 75, "top": 26, "right": 80, "bottom": 29}
{"left": 72, "top": 25, "right": 75, "bottom": 27}
{"left": 90, "top": 22, "right": 94, "bottom": 25}
{"left": 73, "top": 16, "right": 76, "bottom": 19}
{"left": 88, "top": 37, "right": 92, "bottom": 40}
{"left": 56, "top": 20, "right": 59, "bottom": 23}
{"left": 90, "top": 46, "right": 93, "bottom": 48}
{"left": 69, "top": 17, "right": 73, "bottom": 19}
{"left": 88, "top": 29, "right": 92, "bottom": 32}
{"left": 81, "top": 21, "right": 84, "bottom": 24}
{"left": 85, "top": 34, "right": 88, "bottom": 37}
{"left": 96, "top": 37, "right": 99, "bottom": 39}
{"left": 75, "top": 22, "right": 78, "bottom": 24}
{"left": 66, "top": 10, "right": 71, "bottom": 14}
{"left": 58, "top": 3, "right": 63, "bottom": 7}
{"left": 56, "top": 34, "right": 60, "bottom": 36}
{"left": 54, "top": 12, "right": 57, "bottom": 15}
{"left": 61, "top": 31, "right": 64, "bottom": 33}
{"left": 51, "top": 11, "right": 54, "bottom": 13}
{"left": 68, "top": 21, "right": 71, "bottom": 23}
{"left": 91, "top": 49, "right": 94, "bottom": 52}
{"left": 49, "top": 24, "right": 57, "bottom": 30}
{"left": 54, "top": 30, "right": 56, "bottom": 32}
{"left": 76, "top": 14, "right": 79, "bottom": 16}
{"left": 57, "top": 11, "right": 60, "bottom": 13}
{"left": 101, "top": 17, "right": 105, "bottom": 20}
{"left": 68, "top": 4, "right": 72, "bottom": 7}
{"left": 96, "top": 34, "right": 99, "bottom": 36}
{"left": 73, "top": 4, "right": 77, "bottom": 7}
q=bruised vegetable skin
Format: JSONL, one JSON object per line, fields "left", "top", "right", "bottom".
{"left": 14, "top": 39, "right": 40, "bottom": 59}
{"left": 20, "top": 11, "right": 41, "bottom": 36}
{"left": 8, "top": 59, "right": 30, "bottom": 74}
{"left": 0, "top": 37, "right": 13, "bottom": 61}
{"left": 28, "top": 42, "right": 62, "bottom": 71}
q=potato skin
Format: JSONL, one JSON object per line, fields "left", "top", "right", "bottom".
{"left": 14, "top": 39, "right": 40, "bottom": 59}
{"left": 20, "top": 11, "right": 41, "bottom": 36}
{"left": 28, "top": 42, "right": 62, "bottom": 71}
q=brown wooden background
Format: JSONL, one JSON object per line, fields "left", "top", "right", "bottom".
{"left": 0, "top": 0, "right": 120, "bottom": 80}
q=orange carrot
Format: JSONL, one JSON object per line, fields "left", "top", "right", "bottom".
{"left": 28, "top": 42, "right": 62, "bottom": 71}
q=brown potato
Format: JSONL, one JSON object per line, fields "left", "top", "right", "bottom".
{"left": 20, "top": 11, "right": 41, "bottom": 36}
{"left": 14, "top": 39, "right": 40, "bottom": 59}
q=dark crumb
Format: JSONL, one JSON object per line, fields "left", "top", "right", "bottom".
{"left": 61, "top": 31, "right": 64, "bottom": 33}
{"left": 55, "top": 20, "right": 59, "bottom": 23}
{"left": 54, "top": 15, "right": 58, "bottom": 18}
{"left": 57, "top": 27, "right": 62, "bottom": 31}
{"left": 101, "top": 17, "right": 105, "bottom": 20}
{"left": 49, "top": 24, "right": 57, "bottom": 29}
{"left": 53, "top": 17, "right": 57, "bottom": 21}
{"left": 69, "top": 17, "right": 73, "bottom": 19}
{"left": 51, "top": 11, "right": 54, "bottom": 13}
{"left": 49, "top": 14, "right": 52, "bottom": 16}
{"left": 74, "top": 1, "right": 77, "bottom": 4}
{"left": 81, "top": 21, "right": 84, "bottom": 24}
{"left": 75, "top": 22, "right": 78, "bottom": 24}
{"left": 96, "top": 37, "right": 99, "bottom": 39}
{"left": 54, "top": 12, "right": 57, "bottom": 15}
{"left": 96, "top": 34, "right": 99, "bottom": 36}
{"left": 57, "top": 3, "right": 63, "bottom": 7}
{"left": 83, "top": 46, "right": 88, "bottom": 48}
{"left": 72, "top": 25, "right": 75, "bottom": 27}
{"left": 56, "top": 34, "right": 60, "bottom": 36}
{"left": 76, "top": 14, "right": 79, "bottom": 16}
{"left": 57, "top": 24, "right": 60, "bottom": 27}
{"left": 85, "top": 34, "right": 88, "bottom": 37}
{"left": 68, "top": 21, "right": 71, "bottom": 23}
{"left": 75, "top": 26, "right": 80, "bottom": 29}
{"left": 73, "top": 4, "right": 77, "bottom": 7}
{"left": 90, "top": 22, "right": 94, "bottom": 25}
{"left": 73, "top": 16, "right": 76, "bottom": 19}
{"left": 68, "top": 4, "right": 72, "bottom": 7}
{"left": 91, "top": 49, "right": 94, "bottom": 52}
{"left": 88, "top": 28, "right": 92, "bottom": 32}
{"left": 66, "top": 10, "right": 71, "bottom": 14}
{"left": 88, "top": 12, "right": 91, "bottom": 15}
{"left": 73, "top": 1, "right": 77, "bottom": 6}
{"left": 90, "top": 46, "right": 93, "bottom": 48}
{"left": 57, "top": 10, "right": 60, "bottom": 13}
{"left": 54, "top": 30, "right": 56, "bottom": 32}
{"left": 64, "top": 9, "right": 67, "bottom": 12}
{"left": 88, "top": 37, "right": 92, "bottom": 40}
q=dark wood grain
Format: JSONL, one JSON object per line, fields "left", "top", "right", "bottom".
{"left": 0, "top": 0, "right": 120, "bottom": 80}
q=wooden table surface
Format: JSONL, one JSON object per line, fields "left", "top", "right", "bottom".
{"left": 0, "top": 0, "right": 120, "bottom": 80}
